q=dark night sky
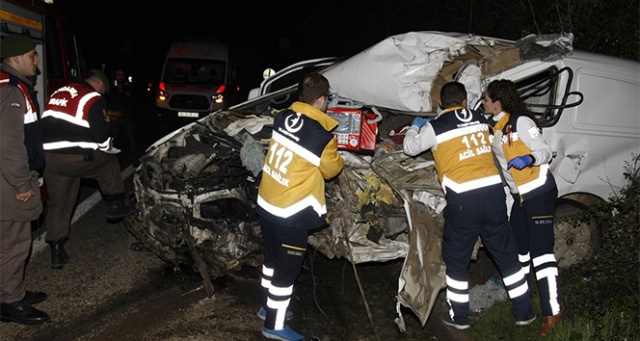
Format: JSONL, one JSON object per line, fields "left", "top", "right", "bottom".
{"left": 55, "top": 1, "right": 398, "bottom": 88}
{"left": 53, "top": 1, "right": 483, "bottom": 90}
{"left": 52, "top": 0, "right": 639, "bottom": 93}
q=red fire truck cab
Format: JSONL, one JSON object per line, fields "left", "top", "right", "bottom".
{"left": 1, "top": 0, "right": 86, "bottom": 106}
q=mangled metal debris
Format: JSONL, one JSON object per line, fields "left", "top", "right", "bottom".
{"left": 125, "top": 30, "right": 635, "bottom": 332}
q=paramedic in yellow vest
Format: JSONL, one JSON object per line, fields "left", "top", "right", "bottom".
{"left": 483, "top": 79, "right": 563, "bottom": 336}
{"left": 403, "top": 81, "right": 535, "bottom": 330}
{"left": 255, "top": 72, "right": 343, "bottom": 341}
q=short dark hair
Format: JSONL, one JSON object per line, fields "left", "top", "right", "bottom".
{"left": 440, "top": 81, "right": 467, "bottom": 108}
{"left": 297, "top": 72, "right": 330, "bottom": 104}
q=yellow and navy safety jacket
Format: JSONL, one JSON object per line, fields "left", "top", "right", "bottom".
{"left": 491, "top": 113, "right": 555, "bottom": 200}
{"left": 40, "top": 80, "right": 111, "bottom": 154}
{"left": 431, "top": 107, "right": 502, "bottom": 197}
{"left": 256, "top": 101, "right": 344, "bottom": 229}
{"left": 0, "top": 69, "right": 45, "bottom": 172}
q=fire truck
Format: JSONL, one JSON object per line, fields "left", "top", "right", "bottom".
{"left": 0, "top": 0, "right": 85, "bottom": 107}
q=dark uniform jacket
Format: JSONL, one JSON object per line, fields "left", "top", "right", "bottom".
{"left": 0, "top": 67, "right": 44, "bottom": 172}
{"left": 0, "top": 65, "right": 43, "bottom": 221}
{"left": 40, "top": 80, "right": 111, "bottom": 154}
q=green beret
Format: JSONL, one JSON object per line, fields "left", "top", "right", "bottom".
{"left": 1, "top": 34, "right": 36, "bottom": 58}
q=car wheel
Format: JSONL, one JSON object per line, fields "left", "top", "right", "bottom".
{"left": 553, "top": 199, "right": 600, "bottom": 269}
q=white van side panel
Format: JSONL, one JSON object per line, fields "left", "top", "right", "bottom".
{"left": 547, "top": 59, "right": 639, "bottom": 201}
{"left": 571, "top": 68, "right": 639, "bottom": 136}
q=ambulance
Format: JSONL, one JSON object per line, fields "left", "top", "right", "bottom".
{"left": 155, "top": 39, "right": 235, "bottom": 125}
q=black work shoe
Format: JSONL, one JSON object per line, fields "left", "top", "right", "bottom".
{"left": 48, "top": 240, "right": 70, "bottom": 269}
{"left": 105, "top": 201, "right": 136, "bottom": 220}
{"left": 23, "top": 291, "right": 47, "bottom": 305}
{"left": 0, "top": 300, "right": 50, "bottom": 325}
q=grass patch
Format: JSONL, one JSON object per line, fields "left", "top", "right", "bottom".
{"left": 470, "top": 154, "right": 640, "bottom": 340}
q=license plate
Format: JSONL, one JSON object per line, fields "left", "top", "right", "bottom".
{"left": 178, "top": 111, "right": 199, "bottom": 118}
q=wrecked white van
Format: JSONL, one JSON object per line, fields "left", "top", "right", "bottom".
{"left": 323, "top": 31, "right": 640, "bottom": 269}
{"left": 125, "top": 31, "right": 639, "bottom": 332}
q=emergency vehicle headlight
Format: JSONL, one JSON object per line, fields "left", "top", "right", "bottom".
{"left": 213, "top": 94, "right": 224, "bottom": 104}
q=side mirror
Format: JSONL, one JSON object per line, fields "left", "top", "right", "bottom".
{"left": 262, "top": 68, "right": 276, "bottom": 80}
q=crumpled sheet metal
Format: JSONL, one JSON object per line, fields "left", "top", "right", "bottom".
{"left": 324, "top": 32, "right": 466, "bottom": 113}
{"left": 396, "top": 199, "right": 446, "bottom": 329}
{"left": 369, "top": 152, "right": 446, "bottom": 328}
{"left": 309, "top": 151, "right": 448, "bottom": 328}
{"left": 309, "top": 165, "right": 409, "bottom": 263}
{"left": 323, "top": 31, "right": 575, "bottom": 114}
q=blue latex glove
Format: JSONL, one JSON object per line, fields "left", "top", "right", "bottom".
{"left": 507, "top": 155, "right": 533, "bottom": 170}
{"left": 411, "top": 117, "right": 431, "bottom": 128}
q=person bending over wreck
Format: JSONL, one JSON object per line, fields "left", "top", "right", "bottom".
{"left": 255, "top": 72, "right": 344, "bottom": 341}
{"left": 403, "top": 81, "right": 535, "bottom": 330}
{"left": 40, "top": 69, "right": 136, "bottom": 270}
